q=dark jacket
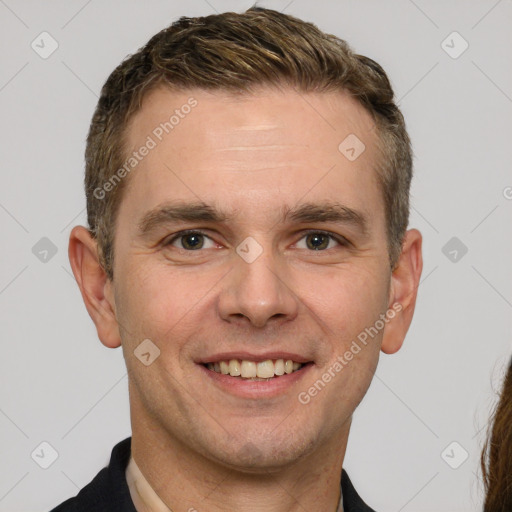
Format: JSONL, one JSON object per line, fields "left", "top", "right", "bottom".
{"left": 50, "top": 438, "right": 376, "bottom": 512}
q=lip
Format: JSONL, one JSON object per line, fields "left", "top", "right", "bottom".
{"left": 196, "top": 351, "right": 313, "bottom": 364}
{"left": 198, "top": 361, "right": 314, "bottom": 399}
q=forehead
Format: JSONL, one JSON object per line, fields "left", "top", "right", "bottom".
{"left": 126, "top": 85, "right": 377, "bottom": 160}
{"left": 119, "top": 85, "right": 383, "bottom": 226}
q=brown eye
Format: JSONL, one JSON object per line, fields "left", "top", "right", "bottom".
{"left": 306, "top": 233, "right": 330, "bottom": 250}
{"left": 295, "top": 231, "right": 344, "bottom": 251}
{"left": 180, "top": 233, "right": 204, "bottom": 250}
{"left": 166, "top": 231, "right": 215, "bottom": 250}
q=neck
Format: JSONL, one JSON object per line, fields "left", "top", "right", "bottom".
{"left": 128, "top": 404, "right": 349, "bottom": 512}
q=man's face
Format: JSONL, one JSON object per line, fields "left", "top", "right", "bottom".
{"left": 110, "top": 85, "right": 393, "bottom": 469}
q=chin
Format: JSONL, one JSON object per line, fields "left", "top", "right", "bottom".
{"left": 201, "top": 429, "right": 318, "bottom": 473}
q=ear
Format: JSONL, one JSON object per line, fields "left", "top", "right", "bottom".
{"left": 68, "top": 226, "right": 121, "bottom": 348}
{"left": 381, "top": 229, "right": 423, "bottom": 355}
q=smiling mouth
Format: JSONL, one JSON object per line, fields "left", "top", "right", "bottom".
{"left": 203, "top": 358, "right": 311, "bottom": 381}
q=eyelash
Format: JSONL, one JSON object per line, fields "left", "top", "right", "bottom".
{"left": 164, "top": 229, "right": 349, "bottom": 250}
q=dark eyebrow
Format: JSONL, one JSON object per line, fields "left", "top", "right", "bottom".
{"left": 137, "top": 201, "right": 368, "bottom": 236}
{"left": 284, "top": 202, "right": 368, "bottom": 235}
{"left": 138, "top": 202, "right": 227, "bottom": 235}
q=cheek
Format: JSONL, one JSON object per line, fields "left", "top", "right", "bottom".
{"left": 299, "top": 263, "right": 390, "bottom": 386}
{"left": 114, "top": 264, "right": 172, "bottom": 343}
{"left": 115, "top": 262, "right": 221, "bottom": 343}
{"left": 302, "top": 264, "right": 389, "bottom": 331}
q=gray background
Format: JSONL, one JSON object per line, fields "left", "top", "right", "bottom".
{"left": 1, "top": 1, "right": 511, "bottom": 511}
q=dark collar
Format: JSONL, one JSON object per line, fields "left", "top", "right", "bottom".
{"left": 50, "top": 437, "right": 376, "bottom": 512}
{"left": 341, "top": 468, "right": 377, "bottom": 512}
{"left": 49, "top": 437, "right": 136, "bottom": 512}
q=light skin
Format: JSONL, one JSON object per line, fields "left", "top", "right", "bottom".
{"left": 69, "top": 85, "right": 422, "bottom": 512}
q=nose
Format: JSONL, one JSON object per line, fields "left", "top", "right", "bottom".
{"left": 217, "top": 246, "right": 299, "bottom": 328}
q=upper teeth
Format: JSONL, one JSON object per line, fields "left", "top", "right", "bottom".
{"left": 207, "top": 359, "right": 302, "bottom": 379}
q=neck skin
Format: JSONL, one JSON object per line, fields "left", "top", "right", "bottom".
{"left": 126, "top": 456, "right": 344, "bottom": 512}
{"left": 126, "top": 456, "right": 172, "bottom": 512}
{"left": 128, "top": 395, "right": 349, "bottom": 512}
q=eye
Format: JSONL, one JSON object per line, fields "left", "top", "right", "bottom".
{"left": 295, "top": 230, "right": 347, "bottom": 251}
{"left": 163, "top": 229, "right": 348, "bottom": 252}
{"left": 165, "top": 230, "right": 216, "bottom": 250}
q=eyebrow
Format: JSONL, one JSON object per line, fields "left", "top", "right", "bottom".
{"left": 286, "top": 202, "right": 368, "bottom": 235}
{"left": 138, "top": 203, "right": 228, "bottom": 235}
{"left": 137, "top": 201, "right": 368, "bottom": 236}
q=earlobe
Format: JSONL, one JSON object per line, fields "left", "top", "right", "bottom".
{"left": 68, "top": 226, "right": 121, "bottom": 349}
{"left": 381, "top": 229, "right": 423, "bottom": 355}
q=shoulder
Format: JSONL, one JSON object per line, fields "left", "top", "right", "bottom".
{"left": 341, "top": 469, "right": 377, "bottom": 512}
{"left": 49, "top": 438, "right": 136, "bottom": 512}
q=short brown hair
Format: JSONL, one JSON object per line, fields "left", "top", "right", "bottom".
{"left": 85, "top": 6, "right": 413, "bottom": 279}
